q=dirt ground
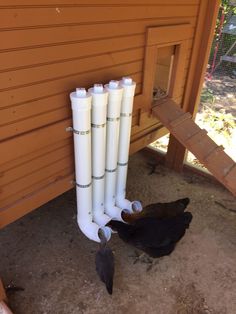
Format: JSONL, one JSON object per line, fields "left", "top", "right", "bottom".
{"left": 204, "top": 74, "right": 236, "bottom": 115}
{"left": 1, "top": 151, "right": 236, "bottom": 314}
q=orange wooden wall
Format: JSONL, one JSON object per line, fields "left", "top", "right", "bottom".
{"left": 0, "top": 0, "right": 206, "bottom": 227}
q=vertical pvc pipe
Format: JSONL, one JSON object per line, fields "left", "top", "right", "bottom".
{"left": 89, "top": 84, "right": 111, "bottom": 226}
{"left": 70, "top": 88, "right": 111, "bottom": 242}
{"left": 116, "top": 77, "right": 142, "bottom": 213}
{"left": 104, "top": 81, "right": 124, "bottom": 221}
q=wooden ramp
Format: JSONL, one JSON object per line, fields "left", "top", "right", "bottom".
{"left": 152, "top": 100, "right": 236, "bottom": 196}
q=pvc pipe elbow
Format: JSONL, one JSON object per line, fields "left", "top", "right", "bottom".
{"left": 77, "top": 219, "right": 111, "bottom": 243}
{"left": 105, "top": 205, "right": 124, "bottom": 222}
{"left": 116, "top": 196, "right": 143, "bottom": 214}
{"left": 116, "top": 197, "right": 132, "bottom": 213}
{"left": 93, "top": 212, "right": 111, "bottom": 227}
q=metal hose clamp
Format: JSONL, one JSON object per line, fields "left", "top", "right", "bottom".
{"left": 107, "top": 117, "right": 120, "bottom": 122}
{"left": 91, "top": 123, "right": 106, "bottom": 128}
{"left": 66, "top": 127, "right": 90, "bottom": 135}
{"left": 92, "top": 174, "right": 105, "bottom": 180}
{"left": 105, "top": 168, "right": 117, "bottom": 173}
{"left": 117, "top": 162, "right": 128, "bottom": 166}
{"left": 75, "top": 182, "right": 92, "bottom": 188}
{"left": 120, "top": 113, "right": 132, "bottom": 117}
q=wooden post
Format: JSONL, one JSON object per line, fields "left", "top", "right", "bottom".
{"left": 166, "top": 135, "right": 186, "bottom": 171}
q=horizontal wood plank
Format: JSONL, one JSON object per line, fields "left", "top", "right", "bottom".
{"left": 0, "top": 18, "right": 197, "bottom": 51}
{"left": 0, "top": 1, "right": 200, "bottom": 7}
{"left": 0, "top": 119, "right": 71, "bottom": 165}
{"left": 0, "top": 48, "right": 143, "bottom": 91}
{"left": 0, "top": 35, "right": 144, "bottom": 72}
{"left": 0, "top": 172, "right": 74, "bottom": 228}
{"left": 0, "top": 61, "right": 142, "bottom": 108}
{"left": 0, "top": 137, "right": 72, "bottom": 172}
{"left": 0, "top": 5, "right": 198, "bottom": 29}
{"left": 0, "top": 156, "right": 74, "bottom": 203}
{"left": 0, "top": 142, "right": 73, "bottom": 186}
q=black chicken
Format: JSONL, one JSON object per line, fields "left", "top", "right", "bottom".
{"left": 107, "top": 212, "right": 192, "bottom": 258}
{"left": 95, "top": 229, "right": 115, "bottom": 295}
{"left": 122, "top": 197, "right": 190, "bottom": 224}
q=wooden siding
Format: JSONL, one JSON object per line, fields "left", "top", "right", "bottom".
{"left": 0, "top": 0, "right": 201, "bottom": 227}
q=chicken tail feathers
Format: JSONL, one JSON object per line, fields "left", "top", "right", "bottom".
{"left": 95, "top": 247, "right": 115, "bottom": 295}
{"left": 182, "top": 211, "right": 193, "bottom": 227}
{"left": 178, "top": 197, "right": 190, "bottom": 209}
{"left": 106, "top": 280, "right": 113, "bottom": 295}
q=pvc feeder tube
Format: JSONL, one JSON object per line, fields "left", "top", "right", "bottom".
{"left": 89, "top": 84, "right": 111, "bottom": 226}
{"left": 70, "top": 88, "right": 111, "bottom": 242}
{"left": 115, "top": 77, "right": 142, "bottom": 213}
{"left": 104, "top": 81, "right": 124, "bottom": 221}
{"left": 77, "top": 217, "right": 111, "bottom": 242}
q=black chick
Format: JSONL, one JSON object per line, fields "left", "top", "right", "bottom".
{"left": 122, "top": 197, "right": 190, "bottom": 224}
{"left": 95, "top": 230, "right": 114, "bottom": 295}
{"left": 107, "top": 212, "right": 192, "bottom": 258}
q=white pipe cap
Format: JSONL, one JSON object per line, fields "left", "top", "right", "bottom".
{"left": 93, "top": 84, "right": 104, "bottom": 93}
{"left": 120, "top": 77, "right": 136, "bottom": 97}
{"left": 105, "top": 81, "right": 123, "bottom": 92}
{"left": 76, "top": 88, "right": 87, "bottom": 97}
{"left": 70, "top": 88, "right": 91, "bottom": 111}
{"left": 122, "top": 77, "right": 133, "bottom": 86}
{"left": 108, "top": 80, "right": 119, "bottom": 89}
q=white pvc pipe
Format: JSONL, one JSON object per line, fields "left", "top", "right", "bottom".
{"left": 116, "top": 77, "right": 142, "bottom": 213}
{"left": 104, "top": 81, "right": 124, "bottom": 221}
{"left": 70, "top": 88, "right": 111, "bottom": 242}
{"left": 89, "top": 84, "right": 111, "bottom": 227}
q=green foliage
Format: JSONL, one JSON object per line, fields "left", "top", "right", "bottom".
{"left": 200, "top": 88, "right": 215, "bottom": 104}
{"left": 215, "top": 1, "right": 236, "bottom": 37}
{"left": 221, "top": 0, "right": 236, "bottom": 15}
{"left": 201, "top": 105, "right": 236, "bottom": 138}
